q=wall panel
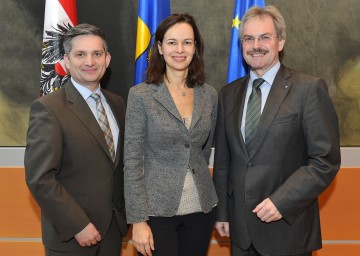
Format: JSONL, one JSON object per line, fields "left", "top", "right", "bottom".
{"left": 1, "top": 167, "right": 359, "bottom": 255}
{"left": 0, "top": 168, "right": 40, "bottom": 237}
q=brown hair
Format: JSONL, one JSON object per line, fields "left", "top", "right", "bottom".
{"left": 145, "top": 13, "right": 205, "bottom": 88}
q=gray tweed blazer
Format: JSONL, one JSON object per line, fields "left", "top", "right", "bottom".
{"left": 124, "top": 81, "right": 218, "bottom": 223}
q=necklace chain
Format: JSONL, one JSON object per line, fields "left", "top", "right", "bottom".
{"left": 165, "top": 75, "right": 187, "bottom": 96}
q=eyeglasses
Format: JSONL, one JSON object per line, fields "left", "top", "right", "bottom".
{"left": 241, "top": 34, "right": 278, "bottom": 45}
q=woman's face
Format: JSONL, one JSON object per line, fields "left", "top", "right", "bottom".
{"left": 158, "top": 22, "right": 196, "bottom": 73}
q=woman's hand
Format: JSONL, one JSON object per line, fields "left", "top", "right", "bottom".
{"left": 132, "top": 222, "right": 154, "bottom": 256}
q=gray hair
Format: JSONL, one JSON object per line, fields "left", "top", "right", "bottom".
{"left": 63, "top": 23, "right": 108, "bottom": 55}
{"left": 239, "top": 5, "right": 286, "bottom": 41}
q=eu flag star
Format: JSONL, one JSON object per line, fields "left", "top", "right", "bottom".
{"left": 232, "top": 15, "right": 241, "bottom": 30}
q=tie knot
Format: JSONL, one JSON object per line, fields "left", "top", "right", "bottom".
{"left": 90, "top": 93, "right": 101, "bottom": 102}
{"left": 252, "top": 78, "right": 265, "bottom": 89}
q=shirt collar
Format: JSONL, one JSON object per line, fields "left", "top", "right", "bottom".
{"left": 249, "top": 61, "right": 281, "bottom": 86}
{"left": 71, "top": 78, "right": 101, "bottom": 100}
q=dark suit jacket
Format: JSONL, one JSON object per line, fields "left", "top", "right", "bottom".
{"left": 213, "top": 65, "right": 341, "bottom": 255}
{"left": 25, "top": 81, "right": 128, "bottom": 251}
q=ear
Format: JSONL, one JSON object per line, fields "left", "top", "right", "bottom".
{"left": 64, "top": 54, "right": 70, "bottom": 69}
{"left": 157, "top": 41, "right": 163, "bottom": 55}
{"left": 105, "top": 52, "right": 111, "bottom": 68}
{"left": 278, "top": 38, "right": 285, "bottom": 52}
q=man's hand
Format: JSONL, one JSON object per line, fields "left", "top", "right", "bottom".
{"left": 253, "top": 198, "right": 282, "bottom": 223}
{"left": 215, "top": 221, "right": 230, "bottom": 237}
{"left": 132, "top": 222, "right": 154, "bottom": 256}
{"left": 75, "top": 223, "right": 101, "bottom": 247}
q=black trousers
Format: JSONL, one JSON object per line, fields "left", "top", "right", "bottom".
{"left": 231, "top": 244, "right": 312, "bottom": 256}
{"left": 46, "top": 212, "right": 122, "bottom": 256}
{"left": 143, "top": 210, "right": 215, "bottom": 256}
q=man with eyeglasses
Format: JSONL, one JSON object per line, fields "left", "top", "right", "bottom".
{"left": 213, "top": 5, "right": 340, "bottom": 256}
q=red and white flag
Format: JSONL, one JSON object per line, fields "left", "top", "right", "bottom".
{"left": 40, "top": 0, "right": 78, "bottom": 96}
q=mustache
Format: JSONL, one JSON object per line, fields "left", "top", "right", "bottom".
{"left": 247, "top": 48, "right": 269, "bottom": 55}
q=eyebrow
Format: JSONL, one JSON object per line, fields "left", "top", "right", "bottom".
{"left": 243, "top": 33, "right": 272, "bottom": 37}
{"left": 165, "top": 38, "right": 194, "bottom": 41}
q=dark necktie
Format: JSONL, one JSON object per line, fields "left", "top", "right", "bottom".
{"left": 90, "top": 93, "right": 116, "bottom": 162}
{"left": 245, "top": 78, "right": 265, "bottom": 153}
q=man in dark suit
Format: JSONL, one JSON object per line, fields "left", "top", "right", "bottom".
{"left": 213, "top": 5, "right": 340, "bottom": 256}
{"left": 25, "top": 23, "right": 127, "bottom": 256}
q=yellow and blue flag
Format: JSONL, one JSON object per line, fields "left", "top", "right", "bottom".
{"left": 227, "top": 0, "right": 265, "bottom": 83}
{"left": 134, "top": 0, "right": 170, "bottom": 85}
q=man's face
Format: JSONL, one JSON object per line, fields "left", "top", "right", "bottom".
{"left": 241, "top": 15, "right": 285, "bottom": 77}
{"left": 64, "top": 34, "right": 110, "bottom": 89}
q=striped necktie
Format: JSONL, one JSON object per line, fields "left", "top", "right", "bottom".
{"left": 245, "top": 78, "right": 265, "bottom": 153}
{"left": 90, "top": 93, "right": 116, "bottom": 162}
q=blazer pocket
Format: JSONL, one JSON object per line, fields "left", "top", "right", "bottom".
{"left": 272, "top": 113, "right": 298, "bottom": 125}
{"left": 227, "top": 182, "right": 234, "bottom": 198}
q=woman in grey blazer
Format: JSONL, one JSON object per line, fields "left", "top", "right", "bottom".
{"left": 124, "top": 14, "right": 218, "bottom": 256}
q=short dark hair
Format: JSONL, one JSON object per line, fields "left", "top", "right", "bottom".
{"left": 63, "top": 23, "right": 108, "bottom": 56}
{"left": 145, "top": 13, "right": 205, "bottom": 88}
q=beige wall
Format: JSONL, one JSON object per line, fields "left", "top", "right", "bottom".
{"left": 1, "top": 165, "right": 359, "bottom": 256}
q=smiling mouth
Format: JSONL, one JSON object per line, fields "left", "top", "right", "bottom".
{"left": 173, "top": 56, "right": 186, "bottom": 61}
{"left": 251, "top": 53, "right": 266, "bottom": 57}
{"left": 83, "top": 69, "right": 97, "bottom": 73}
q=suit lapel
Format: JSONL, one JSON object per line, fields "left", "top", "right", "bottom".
{"left": 153, "top": 82, "right": 207, "bottom": 133}
{"left": 249, "top": 66, "right": 292, "bottom": 158}
{"left": 189, "top": 85, "right": 205, "bottom": 132}
{"left": 153, "top": 81, "right": 183, "bottom": 123}
{"left": 65, "top": 82, "right": 114, "bottom": 163}
{"left": 233, "top": 78, "right": 249, "bottom": 157}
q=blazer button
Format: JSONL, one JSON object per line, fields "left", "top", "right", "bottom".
{"left": 185, "top": 143, "right": 190, "bottom": 148}
{"left": 247, "top": 162, "right": 253, "bottom": 168}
